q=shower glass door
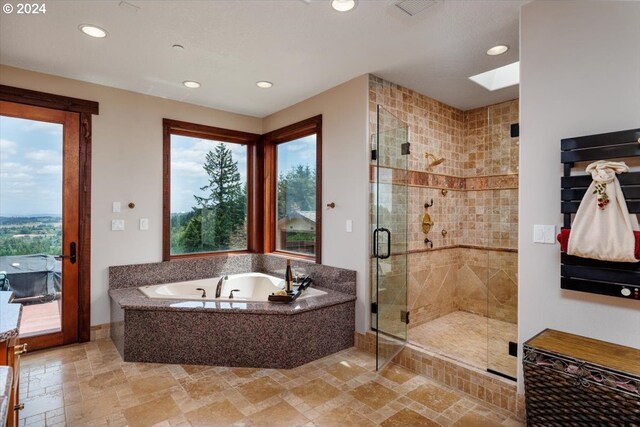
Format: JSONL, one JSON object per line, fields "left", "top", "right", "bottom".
{"left": 372, "top": 105, "right": 409, "bottom": 370}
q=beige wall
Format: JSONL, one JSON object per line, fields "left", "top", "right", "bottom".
{"left": 519, "top": 1, "right": 640, "bottom": 393}
{"left": 263, "top": 75, "right": 370, "bottom": 333}
{"left": 0, "top": 66, "right": 370, "bottom": 331}
{"left": 0, "top": 65, "right": 263, "bottom": 326}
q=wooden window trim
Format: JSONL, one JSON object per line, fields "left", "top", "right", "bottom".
{"left": 0, "top": 84, "right": 99, "bottom": 115}
{"left": 262, "top": 115, "right": 322, "bottom": 263}
{"left": 162, "top": 119, "right": 261, "bottom": 261}
{"left": 0, "top": 85, "right": 97, "bottom": 344}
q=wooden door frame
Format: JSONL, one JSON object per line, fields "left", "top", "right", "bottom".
{"left": 0, "top": 84, "right": 99, "bottom": 344}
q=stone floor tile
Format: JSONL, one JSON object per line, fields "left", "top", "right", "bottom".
{"left": 407, "top": 382, "right": 462, "bottom": 412}
{"left": 381, "top": 408, "right": 440, "bottom": 427}
{"left": 18, "top": 338, "right": 523, "bottom": 427}
{"left": 350, "top": 381, "right": 398, "bottom": 410}
{"left": 290, "top": 378, "right": 341, "bottom": 408}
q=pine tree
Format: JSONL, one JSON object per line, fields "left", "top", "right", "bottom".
{"left": 178, "top": 143, "right": 246, "bottom": 252}
{"left": 277, "top": 165, "right": 316, "bottom": 220}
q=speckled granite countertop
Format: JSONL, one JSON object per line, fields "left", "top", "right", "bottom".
{"left": 0, "top": 292, "right": 21, "bottom": 342}
{"left": 0, "top": 366, "right": 12, "bottom": 427}
{"left": 110, "top": 285, "right": 355, "bottom": 315}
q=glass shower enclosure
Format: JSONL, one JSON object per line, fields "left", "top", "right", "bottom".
{"left": 371, "top": 105, "right": 409, "bottom": 370}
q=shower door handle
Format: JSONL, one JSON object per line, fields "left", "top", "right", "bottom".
{"left": 380, "top": 228, "right": 391, "bottom": 259}
{"left": 373, "top": 228, "right": 391, "bottom": 259}
{"left": 373, "top": 228, "right": 380, "bottom": 258}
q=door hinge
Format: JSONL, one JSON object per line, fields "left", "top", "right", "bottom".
{"left": 371, "top": 302, "right": 378, "bottom": 314}
{"left": 371, "top": 149, "right": 377, "bottom": 161}
{"left": 401, "top": 310, "right": 410, "bottom": 324}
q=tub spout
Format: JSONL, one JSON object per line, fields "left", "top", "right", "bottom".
{"left": 215, "top": 275, "right": 228, "bottom": 298}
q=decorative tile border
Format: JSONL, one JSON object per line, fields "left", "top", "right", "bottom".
{"left": 406, "top": 245, "right": 518, "bottom": 255}
{"left": 371, "top": 165, "right": 518, "bottom": 191}
{"left": 355, "top": 331, "right": 525, "bottom": 421}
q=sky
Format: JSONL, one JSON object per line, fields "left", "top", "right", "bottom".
{"left": 0, "top": 117, "right": 315, "bottom": 216}
{"left": 0, "top": 116, "right": 63, "bottom": 217}
{"left": 171, "top": 134, "right": 316, "bottom": 213}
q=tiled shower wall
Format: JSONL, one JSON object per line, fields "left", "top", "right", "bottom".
{"left": 369, "top": 75, "right": 519, "bottom": 327}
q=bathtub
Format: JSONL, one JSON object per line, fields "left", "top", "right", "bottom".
{"left": 138, "top": 272, "right": 326, "bottom": 302}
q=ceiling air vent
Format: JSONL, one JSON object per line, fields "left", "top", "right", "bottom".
{"left": 394, "top": 0, "right": 438, "bottom": 16}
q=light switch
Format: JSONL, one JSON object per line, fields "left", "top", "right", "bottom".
{"left": 139, "top": 218, "right": 149, "bottom": 231}
{"left": 543, "top": 225, "right": 556, "bottom": 244}
{"left": 112, "top": 201, "right": 121, "bottom": 213}
{"left": 111, "top": 219, "right": 125, "bottom": 231}
{"left": 346, "top": 219, "right": 353, "bottom": 233}
{"left": 534, "top": 224, "right": 556, "bottom": 244}
{"left": 533, "top": 225, "right": 544, "bottom": 243}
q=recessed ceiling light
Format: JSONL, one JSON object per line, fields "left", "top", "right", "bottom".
{"left": 256, "top": 81, "right": 273, "bottom": 89}
{"left": 78, "top": 24, "right": 108, "bottom": 38}
{"left": 469, "top": 61, "right": 519, "bottom": 91}
{"left": 331, "top": 0, "right": 357, "bottom": 12}
{"left": 183, "top": 81, "right": 201, "bottom": 89}
{"left": 486, "top": 45, "right": 509, "bottom": 56}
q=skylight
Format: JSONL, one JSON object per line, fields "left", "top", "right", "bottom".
{"left": 469, "top": 61, "right": 519, "bottom": 91}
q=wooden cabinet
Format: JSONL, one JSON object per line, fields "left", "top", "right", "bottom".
{"left": 0, "top": 336, "right": 24, "bottom": 427}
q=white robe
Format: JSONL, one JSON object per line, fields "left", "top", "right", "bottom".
{"left": 567, "top": 161, "right": 639, "bottom": 263}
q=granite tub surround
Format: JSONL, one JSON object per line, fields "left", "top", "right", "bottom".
{"left": 120, "top": 302, "right": 354, "bottom": 369}
{"left": 109, "top": 254, "right": 252, "bottom": 289}
{"left": 109, "top": 254, "right": 356, "bottom": 368}
{"left": 109, "top": 253, "right": 357, "bottom": 295}
{"left": 0, "top": 292, "right": 21, "bottom": 342}
{"left": 253, "top": 254, "right": 357, "bottom": 296}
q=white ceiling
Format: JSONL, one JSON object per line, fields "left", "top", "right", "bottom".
{"left": 0, "top": 0, "right": 523, "bottom": 118}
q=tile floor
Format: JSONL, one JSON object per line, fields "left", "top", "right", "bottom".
{"left": 409, "top": 311, "right": 518, "bottom": 379}
{"left": 18, "top": 338, "right": 523, "bottom": 427}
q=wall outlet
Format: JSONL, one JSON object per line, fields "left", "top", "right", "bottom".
{"left": 112, "top": 201, "right": 121, "bottom": 213}
{"left": 111, "top": 219, "right": 125, "bottom": 231}
{"left": 346, "top": 219, "right": 353, "bottom": 233}
{"left": 139, "top": 218, "right": 149, "bottom": 231}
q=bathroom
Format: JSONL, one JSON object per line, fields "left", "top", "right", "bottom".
{"left": 1, "top": 1, "right": 639, "bottom": 426}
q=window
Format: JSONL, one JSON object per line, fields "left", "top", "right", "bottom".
{"left": 263, "top": 116, "right": 322, "bottom": 262}
{"left": 163, "top": 119, "right": 260, "bottom": 260}
{"left": 162, "top": 116, "right": 321, "bottom": 262}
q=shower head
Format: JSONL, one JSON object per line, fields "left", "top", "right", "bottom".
{"left": 425, "top": 152, "right": 445, "bottom": 167}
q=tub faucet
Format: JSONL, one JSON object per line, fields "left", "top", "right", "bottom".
{"left": 215, "top": 275, "right": 228, "bottom": 298}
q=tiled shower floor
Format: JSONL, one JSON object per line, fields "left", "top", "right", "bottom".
{"left": 409, "top": 311, "right": 517, "bottom": 379}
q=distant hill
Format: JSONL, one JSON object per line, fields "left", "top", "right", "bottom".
{"left": 0, "top": 216, "right": 62, "bottom": 225}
